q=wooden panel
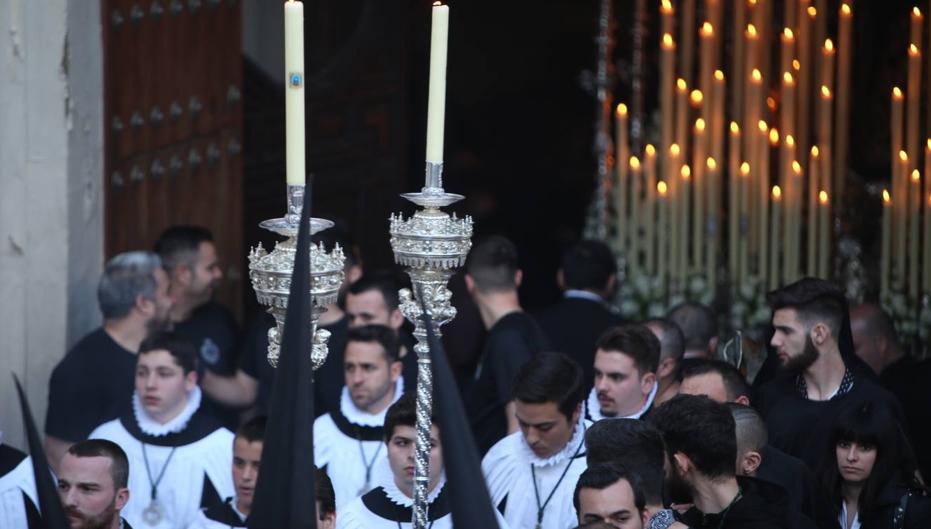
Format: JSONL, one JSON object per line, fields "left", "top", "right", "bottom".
{"left": 103, "top": 0, "right": 244, "bottom": 318}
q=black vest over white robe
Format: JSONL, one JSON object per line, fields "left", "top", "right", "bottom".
{"left": 0, "top": 443, "right": 39, "bottom": 529}
{"left": 313, "top": 379, "right": 403, "bottom": 509}
{"left": 90, "top": 387, "right": 234, "bottom": 529}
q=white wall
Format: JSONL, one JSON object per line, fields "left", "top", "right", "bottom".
{"left": 0, "top": 0, "right": 103, "bottom": 451}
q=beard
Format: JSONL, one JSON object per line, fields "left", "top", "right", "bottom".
{"left": 782, "top": 335, "right": 819, "bottom": 374}
{"left": 66, "top": 500, "right": 119, "bottom": 529}
{"left": 664, "top": 467, "right": 693, "bottom": 505}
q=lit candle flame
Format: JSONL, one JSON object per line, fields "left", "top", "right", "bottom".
{"left": 661, "top": 0, "right": 673, "bottom": 12}
{"left": 900, "top": 150, "right": 909, "bottom": 162}
{"left": 882, "top": 189, "right": 891, "bottom": 204}
{"left": 677, "top": 78, "right": 688, "bottom": 91}
{"left": 910, "top": 44, "right": 920, "bottom": 56}
{"left": 912, "top": 6, "right": 920, "bottom": 18}
{"left": 690, "top": 90, "right": 704, "bottom": 105}
{"left": 758, "top": 120, "right": 768, "bottom": 133}
{"left": 893, "top": 86, "right": 903, "bottom": 99}
{"left": 811, "top": 145, "right": 820, "bottom": 157}
{"left": 663, "top": 33, "right": 675, "bottom": 48}
{"left": 772, "top": 185, "right": 782, "bottom": 200}
{"left": 747, "top": 24, "right": 758, "bottom": 37}
{"left": 751, "top": 69, "right": 762, "bottom": 81}
{"left": 714, "top": 70, "right": 725, "bottom": 81}
{"left": 681, "top": 165, "right": 691, "bottom": 179}
{"left": 792, "top": 160, "right": 802, "bottom": 174}
{"left": 706, "top": 157, "right": 717, "bottom": 170}
{"left": 730, "top": 122, "right": 740, "bottom": 134}
{"left": 819, "top": 191, "right": 829, "bottom": 204}
{"left": 670, "top": 143, "right": 681, "bottom": 156}
{"left": 792, "top": 59, "right": 801, "bottom": 71}
{"left": 808, "top": 6, "right": 817, "bottom": 17}
{"left": 824, "top": 38, "right": 835, "bottom": 52}
{"left": 646, "top": 144, "right": 656, "bottom": 156}
{"left": 783, "top": 28, "right": 794, "bottom": 39}
{"left": 786, "top": 135, "right": 795, "bottom": 147}
{"left": 658, "top": 181, "right": 668, "bottom": 195}
{"left": 783, "top": 71, "right": 794, "bottom": 83}
{"left": 740, "top": 162, "right": 750, "bottom": 175}
{"left": 769, "top": 128, "right": 780, "bottom": 145}
{"left": 912, "top": 169, "right": 921, "bottom": 182}
{"left": 630, "top": 156, "right": 641, "bottom": 170}
{"left": 842, "top": 3, "right": 852, "bottom": 16}
{"left": 927, "top": 138, "right": 931, "bottom": 150}
{"left": 695, "top": 118, "right": 706, "bottom": 132}
{"left": 821, "top": 85, "right": 832, "bottom": 98}
{"left": 617, "top": 103, "right": 628, "bottom": 116}
{"left": 702, "top": 22, "right": 713, "bottom": 36}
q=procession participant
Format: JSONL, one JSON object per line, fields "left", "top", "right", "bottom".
{"left": 466, "top": 235, "right": 549, "bottom": 453}
{"left": 90, "top": 332, "right": 234, "bottom": 529}
{"left": 573, "top": 463, "right": 650, "bottom": 529}
{"left": 187, "top": 416, "right": 267, "bottom": 529}
{"left": 483, "top": 352, "right": 588, "bottom": 529}
{"left": 45, "top": 251, "right": 172, "bottom": 474}
{"left": 587, "top": 324, "right": 659, "bottom": 421}
{"left": 0, "top": 441, "right": 39, "bottom": 529}
{"left": 643, "top": 318, "right": 685, "bottom": 406}
{"left": 666, "top": 302, "right": 718, "bottom": 360}
{"left": 57, "top": 440, "right": 132, "bottom": 529}
{"left": 314, "top": 325, "right": 403, "bottom": 509}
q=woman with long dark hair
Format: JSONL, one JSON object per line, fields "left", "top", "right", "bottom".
{"left": 821, "top": 401, "right": 930, "bottom": 529}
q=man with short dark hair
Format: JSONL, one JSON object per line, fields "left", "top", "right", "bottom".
{"left": 643, "top": 318, "right": 685, "bottom": 406}
{"left": 535, "top": 240, "right": 622, "bottom": 386}
{"left": 573, "top": 463, "right": 649, "bottom": 529}
{"left": 483, "top": 352, "right": 588, "bottom": 529}
{"left": 680, "top": 360, "right": 751, "bottom": 406}
{"left": 756, "top": 278, "right": 901, "bottom": 471}
{"left": 154, "top": 226, "right": 240, "bottom": 428}
{"left": 188, "top": 415, "right": 267, "bottom": 528}
{"left": 588, "top": 324, "right": 659, "bottom": 421}
{"left": 666, "top": 302, "right": 717, "bottom": 359}
{"left": 315, "top": 469, "right": 337, "bottom": 529}
{"left": 314, "top": 325, "right": 403, "bottom": 509}
{"left": 57, "top": 439, "right": 132, "bottom": 529}
{"left": 465, "top": 236, "right": 549, "bottom": 452}
{"left": 649, "top": 395, "right": 789, "bottom": 529}
{"left": 46, "top": 251, "right": 173, "bottom": 474}
{"left": 0, "top": 442, "right": 38, "bottom": 528}
{"left": 336, "top": 392, "right": 452, "bottom": 528}
{"left": 90, "top": 331, "right": 235, "bottom": 529}
{"left": 584, "top": 420, "right": 683, "bottom": 529}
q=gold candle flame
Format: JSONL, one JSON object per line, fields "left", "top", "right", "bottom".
{"left": 681, "top": 165, "right": 691, "bottom": 179}
{"left": 883, "top": 189, "right": 891, "bottom": 204}
{"left": 646, "top": 144, "right": 656, "bottom": 157}
{"left": 617, "top": 103, "right": 628, "bottom": 116}
{"left": 658, "top": 181, "right": 668, "bottom": 195}
{"left": 630, "top": 156, "right": 641, "bottom": 170}
{"left": 772, "top": 185, "right": 782, "bottom": 200}
{"left": 819, "top": 191, "right": 829, "bottom": 204}
{"left": 740, "top": 162, "right": 750, "bottom": 175}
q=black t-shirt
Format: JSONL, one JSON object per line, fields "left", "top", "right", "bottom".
{"left": 756, "top": 370, "right": 902, "bottom": 472}
{"left": 467, "top": 312, "right": 549, "bottom": 454}
{"left": 175, "top": 301, "right": 241, "bottom": 429}
{"left": 239, "top": 312, "right": 348, "bottom": 417}
{"left": 45, "top": 328, "right": 136, "bottom": 442}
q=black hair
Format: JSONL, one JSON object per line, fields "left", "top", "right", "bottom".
{"left": 643, "top": 318, "right": 686, "bottom": 362}
{"left": 512, "top": 352, "right": 585, "bottom": 421}
{"left": 67, "top": 439, "right": 129, "bottom": 489}
{"left": 465, "top": 235, "right": 519, "bottom": 292}
{"left": 726, "top": 403, "right": 768, "bottom": 455}
{"left": 561, "top": 240, "right": 617, "bottom": 292}
{"left": 821, "top": 401, "right": 924, "bottom": 520}
{"left": 347, "top": 271, "right": 402, "bottom": 311}
{"left": 767, "top": 277, "right": 846, "bottom": 339}
{"left": 585, "top": 419, "right": 665, "bottom": 506}
{"left": 648, "top": 394, "right": 737, "bottom": 479}
{"left": 235, "top": 415, "right": 267, "bottom": 444}
{"left": 666, "top": 302, "right": 717, "bottom": 351}
{"left": 681, "top": 360, "right": 752, "bottom": 402}
{"left": 596, "top": 324, "right": 661, "bottom": 375}
{"left": 345, "top": 324, "right": 401, "bottom": 363}
{"left": 138, "top": 331, "right": 198, "bottom": 374}
{"left": 316, "top": 468, "right": 336, "bottom": 519}
{"left": 572, "top": 462, "right": 647, "bottom": 515}
{"left": 153, "top": 225, "right": 214, "bottom": 273}
{"left": 383, "top": 392, "right": 438, "bottom": 442}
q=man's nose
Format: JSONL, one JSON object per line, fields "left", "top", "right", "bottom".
{"left": 846, "top": 446, "right": 858, "bottom": 461}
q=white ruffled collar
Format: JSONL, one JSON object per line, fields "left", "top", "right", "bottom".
{"left": 132, "top": 386, "right": 202, "bottom": 436}
{"left": 339, "top": 377, "right": 404, "bottom": 427}
{"left": 586, "top": 381, "right": 657, "bottom": 422}
{"left": 382, "top": 471, "right": 447, "bottom": 507}
{"left": 520, "top": 413, "right": 587, "bottom": 468}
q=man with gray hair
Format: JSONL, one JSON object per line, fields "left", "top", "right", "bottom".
{"left": 45, "top": 251, "right": 172, "bottom": 473}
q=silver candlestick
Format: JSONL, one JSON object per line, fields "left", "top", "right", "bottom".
{"left": 389, "top": 162, "right": 472, "bottom": 527}
{"left": 249, "top": 184, "right": 345, "bottom": 370}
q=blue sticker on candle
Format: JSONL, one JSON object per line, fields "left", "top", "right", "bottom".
{"left": 289, "top": 72, "right": 303, "bottom": 88}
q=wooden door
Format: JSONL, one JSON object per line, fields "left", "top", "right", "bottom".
{"left": 103, "top": 0, "right": 244, "bottom": 318}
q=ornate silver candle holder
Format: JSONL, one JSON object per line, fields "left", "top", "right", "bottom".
{"left": 248, "top": 184, "right": 346, "bottom": 370}
{"left": 389, "top": 162, "right": 472, "bottom": 527}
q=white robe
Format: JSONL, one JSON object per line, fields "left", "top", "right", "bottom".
{"left": 336, "top": 475, "right": 453, "bottom": 529}
{"left": 482, "top": 418, "right": 589, "bottom": 529}
{"left": 585, "top": 382, "right": 657, "bottom": 422}
{"left": 185, "top": 497, "right": 246, "bottom": 529}
{"left": 314, "top": 380, "right": 402, "bottom": 509}
{"left": 90, "top": 388, "right": 235, "bottom": 529}
{"left": 0, "top": 448, "right": 38, "bottom": 529}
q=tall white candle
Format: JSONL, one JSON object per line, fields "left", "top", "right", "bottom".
{"left": 284, "top": 0, "right": 305, "bottom": 186}
{"left": 425, "top": 3, "right": 450, "bottom": 163}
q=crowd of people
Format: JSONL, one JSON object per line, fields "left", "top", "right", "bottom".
{"left": 1, "top": 227, "right": 930, "bottom": 529}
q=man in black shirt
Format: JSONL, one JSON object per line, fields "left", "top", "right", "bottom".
{"left": 465, "top": 235, "right": 548, "bottom": 453}
{"left": 45, "top": 251, "right": 172, "bottom": 474}
{"left": 755, "top": 278, "right": 901, "bottom": 472}
{"left": 154, "top": 226, "right": 240, "bottom": 428}
{"left": 534, "top": 240, "right": 622, "bottom": 387}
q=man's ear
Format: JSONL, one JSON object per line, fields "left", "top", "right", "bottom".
{"left": 514, "top": 269, "right": 523, "bottom": 288}
{"left": 115, "top": 487, "right": 130, "bottom": 510}
{"left": 185, "top": 370, "right": 198, "bottom": 391}
{"left": 389, "top": 308, "right": 404, "bottom": 330}
{"left": 135, "top": 294, "right": 154, "bottom": 317}
{"left": 811, "top": 322, "right": 830, "bottom": 346}
{"left": 641, "top": 371, "right": 657, "bottom": 395}
{"left": 657, "top": 357, "right": 677, "bottom": 380}
{"left": 390, "top": 359, "right": 402, "bottom": 381}
{"left": 175, "top": 265, "right": 193, "bottom": 288}
{"left": 672, "top": 451, "right": 691, "bottom": 477}
{"left": 735, "top": 394, "right": 751, "bottom": 406}
{"left": 740, "top": 451, "right": 763, "bottom": 476}
{"left": 556, "top": 269, "right": 566, "bottom": 291}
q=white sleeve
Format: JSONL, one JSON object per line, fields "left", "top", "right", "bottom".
{"left": 481, "top": 433, "right": 519, "bottom": 507}
{"left": 334, "top": 497, "right": 374, "bottom": 529}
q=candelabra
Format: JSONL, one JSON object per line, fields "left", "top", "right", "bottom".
{"left": 249, "top": 184, "right": 345, "bottom": 370}
{"left": 389, "top": 162, "right": 472, "bottom": 527}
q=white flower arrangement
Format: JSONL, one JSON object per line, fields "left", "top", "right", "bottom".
{"left": 615, "top": 271, "right": 669, "bottom": 321}
{"left": 729, "top": 275, "right": 770, "bottom": 339}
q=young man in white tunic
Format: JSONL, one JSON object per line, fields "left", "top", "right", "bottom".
{"left": 0, "top": 440, "right": 38, "bottom": 529}
{"left": 314, "top": 325, "right": 404, "bottom": 509}
{"left": 336, "top": 392, "right": 451, "bottom": 528}
{"left": 57, "top": 439, "right": 133, "bottom": 529}
{"left": 587, "top": 324, "right": 660, "bottom": 422}
{"left": 483, "top": 351, "right": 589, "bottom": 529}
{"left": 90, "top": 332, "right": 234, "bottom": 529}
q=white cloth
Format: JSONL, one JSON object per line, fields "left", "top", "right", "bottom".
{"left": 185, "top": 498, "right": 246, "bottom": 529}
{"left": 585, "top": 381, "right": 657, "bottom": 422}
{"left": 0, "top": 454, "right": 37, "bottom": 529}
{"left": 133, "top": 386, "right": 203, "bottom": 437}
{"left": 336, "top": 476, "right": 452, "bottom": 529}
{"left": 563, "top": 290, "right": 604, "bottom": 303}
{"left": 482, "top": 417, "right": 589, "bottom": 529}
{"left": 314, "top": 379, "right": 403, "bottom": 509}
{"left": 839, "top": 501, "right": 861, "bottom": 529}
{"left": 90, "top": 409, "right": 235, "bottom": 529}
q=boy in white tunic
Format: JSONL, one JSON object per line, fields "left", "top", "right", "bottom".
{"left": 483, "top": 352, "right": 589, "bottom": 529}
{"left": 314, "top": 325, "right": 403, "bottom": 509}
{"left": 90, "top": 332, "right": 234, "bottom": 529}
{"left": 336, "top": 392, "right": 450, "bottom": 528}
